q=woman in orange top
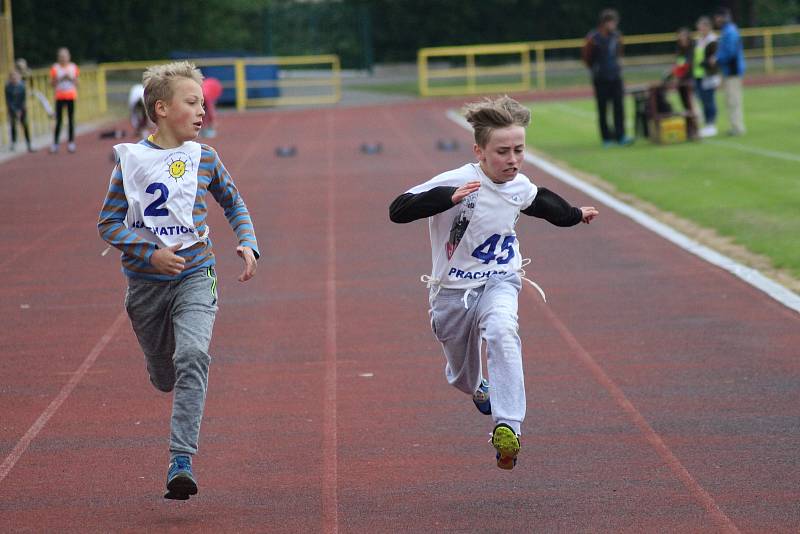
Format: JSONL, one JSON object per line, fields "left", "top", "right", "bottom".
{"left": 50, "top": 47, "right": 79, "bottom": 153}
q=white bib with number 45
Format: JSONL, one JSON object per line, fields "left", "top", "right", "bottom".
{"left": 444, "top": 169, "right": 535, "bottom": 287}
{"left": 114, "top": 141, "right": 206, "bottom": 250}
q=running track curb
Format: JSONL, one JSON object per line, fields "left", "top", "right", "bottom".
{"left": 445, "top": 109, "right": 800, "bottom": 315}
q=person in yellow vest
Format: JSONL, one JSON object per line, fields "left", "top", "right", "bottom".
{"left": 50, "top": 47, "right": 79, "bottom": 153}
{"left": 693, "top": 17, "right": 720, "bottom": 138}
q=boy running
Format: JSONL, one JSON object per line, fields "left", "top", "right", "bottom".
{"left": 98, "top": 61, "right": 259, "bottom": 499}
{"left": 389, "top": 96, "right": 598, "bottom": 470}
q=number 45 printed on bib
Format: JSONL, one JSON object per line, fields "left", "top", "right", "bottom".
{"left": 472, "top": 234, "right": 516, "bottom": 264}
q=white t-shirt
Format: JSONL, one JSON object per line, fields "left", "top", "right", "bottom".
{"left": 127, "top": 84, "right": 145, "bottom": 111}
{"left": 408, "top": 163, "right": 538, "bottom": 289}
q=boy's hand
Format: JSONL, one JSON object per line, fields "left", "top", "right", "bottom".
{"left": 580, "top": 207, "right": 599, "bottom": 224}
{"left": 452, "top": 181, "right": 481, "bottom": 204}
{"left": 151, "top": 244, "right": 185, "bottom": 275}
{"left": 237, "top": 246, "right": 257, "bottom": 282}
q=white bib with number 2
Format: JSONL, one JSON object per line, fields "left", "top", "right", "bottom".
{"left": 114, "top": 141, "right": 206, "bottom": 250}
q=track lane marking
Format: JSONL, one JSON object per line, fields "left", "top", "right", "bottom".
{"left": 527, "top": 286, "right": 741, "bottom": 533}
{"left": 703, "top": 138, "right": 800, "bottom": 163}
{"left": 321, "top": 109, "right": 339, "bottom": 534}
{"left": 0, "top": 311, "right": 127, "bottom": 485}
{"left": 0, "top": 226, "right": 66, "bottom": 273}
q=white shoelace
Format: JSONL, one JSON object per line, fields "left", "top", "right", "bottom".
{"left": 420, "top": 274, "right": 441, "bottom": 300}
{"left": 518, "top": 258, "right": 547, "bottom": 303}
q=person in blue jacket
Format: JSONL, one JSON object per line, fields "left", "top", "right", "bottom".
{"left": 712, "top": 7, "right": 746, "bottom": 135}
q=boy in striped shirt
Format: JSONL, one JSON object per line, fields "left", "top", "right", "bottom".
{"left": 98, "top": 61, "right": 259, "bottom": 500}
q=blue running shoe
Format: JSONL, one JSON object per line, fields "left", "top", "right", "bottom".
{"left": 472, "top": 378, "right": 491, "bottom": 415}
{"left": 491, "top": 423, "right": 520, "bottom": 470}
{"left": 164, "top": 455, "right": 198, "bottom": 500}
{"left": 618, "top": 136, "right": 635, "bottom": 146}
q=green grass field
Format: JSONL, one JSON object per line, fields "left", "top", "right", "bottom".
{"left": 525, "top": 84, "right": 800, "bottom": 279}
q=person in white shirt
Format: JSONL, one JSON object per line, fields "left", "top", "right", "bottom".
{"left": 389, "top": 95, "right": 598, "bottom": 470}
{"left": 50, "top": 47, "right": 80, "bottom": 153}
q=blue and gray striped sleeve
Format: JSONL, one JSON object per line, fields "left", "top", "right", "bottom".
{"left": 97, "top": 165, "right": 157, "bottom": 263}
{"left": 205, "top": 148, "right": 260, "bottom": 259}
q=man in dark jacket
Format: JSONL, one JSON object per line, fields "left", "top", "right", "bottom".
{"left": 582, "top": 8, "right": 632, "bottom": 146}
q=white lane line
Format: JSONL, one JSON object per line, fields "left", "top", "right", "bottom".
{"left": 703, "top": 139, "right": 800, "bottom": 163}
{"left": 547, "top": 102, "right": 596, "bottom": 119}
{"left": 0, "top": 311, "right": 127, "bottom": 484}
{"left": 531, "top": 288, "right": 741, "bottom": 533}
{"left": 322, "top": 109, "right": 339, "bottom": 534}
{"left": 446, "top": 109, "right": 800, "bottom": 314}
{"left": 541, "top": 102, "right": 800, "bottom": 163}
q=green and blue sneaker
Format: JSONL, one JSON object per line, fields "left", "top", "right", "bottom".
{"left": 472, "top": 378, "right": 491, "bottom": 415}
{"left": 164, "top": 455, "right": 198, "bottom": 500}
{"left": 491, "top": 423, "right": 520, "bottom": 470}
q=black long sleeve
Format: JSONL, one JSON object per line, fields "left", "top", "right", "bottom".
{"left": 389, "top": 186, "right": 457, "bottom": 223}
{"left": 522, "top": 187, "right": 583, "bottom": 227}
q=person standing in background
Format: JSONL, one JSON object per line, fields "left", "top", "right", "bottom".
{"left": 50, "top": 47, "right": 79, "bottom": 153}
{"left": 5, "top": 69, "right": 35, "bottom": 152}
{"left": 582, "top": 8, "right": 633, "bottom": 147}
{"left": 670, "top": 28, "right": 695, "bottom": 114}
{"left": 712, "top": 7, "right": 746, "bottom": 136}
{"left": 17, "top": 58, "right": 54, "bottom": 118}
{"left": 200, "top": 77, "right": 223, "bottom": 139}
{"left": 127, "top": 83, "right": 152, "bottom": 139}
{"left": 693, "top": 17, "right": 720, "bottom": 138}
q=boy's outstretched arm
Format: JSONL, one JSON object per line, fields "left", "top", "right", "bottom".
{"left": 389, "top": 186, "right": 457, "bottom": 223}
{"left": 206, "top": 148, "right": 259, "bottom": 281}
{"left": 389, "top": 181, "right": 481, "bottom": 224}
{"left": 523, "top": 187, "right": 598, "bottom": 226}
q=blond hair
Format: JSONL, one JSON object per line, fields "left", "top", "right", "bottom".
{"left": 142, "top": 61, "right": 204, "bottom": 123}
{"left": 463, "top": 95, "right": 531, "bottom": 147}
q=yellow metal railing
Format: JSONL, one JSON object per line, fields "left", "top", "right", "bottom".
{"left": 0, "top": 0, "right": 14, "bottom": 145}
{"left": 1, "top": 65, "right": 106, "bottom": 147}
{"left": 0, "top": 0, "right": 12, "bottom": 75}
{"left": 418, "top": 24, "right": 800, "bottom": 97}
{"left": 1, "top": 54, "right": 340, "bottom": 147}
{"left": 418, "top": 43, "right": 530, "bottom": 97}
{"left": 98, "top": 55, "right": 341, "bottom": 113}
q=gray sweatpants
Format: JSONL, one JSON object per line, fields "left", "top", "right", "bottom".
{"left": 429, "top": 273, "right": 525, "bottom": 434}
{"left": 124, "top": 267, "right": 218, "bottom": 457}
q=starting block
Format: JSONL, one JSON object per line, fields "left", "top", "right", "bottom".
{"left": 436, "top": 139, "right": 459, "bottom": 152}
{"left": 360, "top": 142, "right": 382, "bottom": 155}
{"left": 275, "top": 145, "right": 297, "bottom": 157}
{"left": 99, "top": 129, "right": 126, "bottom": 139}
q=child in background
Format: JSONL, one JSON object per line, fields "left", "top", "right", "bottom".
{"left": 5, "top": 69, "right": 34, "bottom": 152}
{"left": 693, "top": 17, "right": 720, "bottom": 138}
{"left": 127, "top": 83, "right": 152, "bottom": 139}
{"left": 389, "top": 96, "right": 598, "bottom": 470}
{"left": 200, "top": 77, "right": 222, "bottom": 138}
{"left": 98, "top": 61, "right": 259, "bottom": 500}
{"left": 16, "top": 58, "right": 54, "bottom": 118}
{"left": 50, "top": 47, "right": 79, "bottom": 153}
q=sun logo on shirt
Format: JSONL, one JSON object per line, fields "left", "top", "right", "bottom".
{"left": 164, "top": 152, "right": 192, "bottom": 182}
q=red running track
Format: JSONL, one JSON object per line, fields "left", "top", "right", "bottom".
{"left": 0, "top": 100, "right": 798, "bottom": 533}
